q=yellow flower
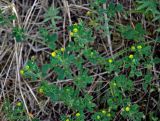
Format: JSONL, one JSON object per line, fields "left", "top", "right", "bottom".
{"left": 70, "top": 32, "right": 74, "bottom": 37}
{"left": 76, "top": 112, "right": 80, "bottom": 117}
{"left": 113, "top": 82, "right": 116, "bottom": 86}
{"left": 137, "top": 45, "right": 142, "bottom": 49}
{"left": 96, "top": 115, "right": 101, "bottom": 120}
{"left": 24, "top": 65, "right": 29, "bottom": 70}
{"left": 38, "top": 88, "right": 44, "bottom": 94}
{"left": 101, "top": 110, "right": 106, "bottom": 114}
{"left": 108, "top": 59, "right": 113, "bottom": 63}
{"left": 129, "top": 54, "right": 134, "bottom": 59}
{"left": 16, "top": 102, "right": 22, "bottom": 107}
{"left": 125, "top": 106, "right": 130, "bottom": 112}
{"left": 51, "top": 51, "right": 56, "bottom": 57}
{"left": 90, "top": 52, "right": 94, "bottom": 56}
{"left": 66, "top": 119, "right": 70, "bottom": 121}
{"left": 61, "top": 47, "right": 65, "bottom": 52}
{"left": 107, "top": 113, "right": 111, "bottom": 117}
{"left": 131, "top": 46, "right": 135, "bottom": 51}
{"left": 73, "top": 28, "right": 78, "bottom": 33}
{"left": 86, "top": 11, "right": 91, "bottom": 16}
{"left": 66, "top": 89, "right": 70, "bottom": 92}
{"left": 20, "top": 69, "right": 24, "bottom": 75}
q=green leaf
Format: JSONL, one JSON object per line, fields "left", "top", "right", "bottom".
{"left": 135, "top": 71, "right": 142, "bottom": 77}
{"left": 54, "top": 67, "right": 66, "bottom": 80}
{"left": 39, "top": 28, "right": 57, "bottom": 49}
{"left": 8, "top": 14, "right": 16, "bottom": 21}
{"left": 12, "top": 27, "right": 25, "bottom": 42}
{"left": 113, "top": 75, "right": 134, "bottom": 91}
{"left": 42, "top": 82, "right": 60, "bottom": 101}
{"left": 44, "top": 7, "right": 61, "bottom": 29}
{"left": 118, "top": 23, "right": 145, "bottom": 41}
{"left": 136, "top": 0, "right": 159, "bottom": 17}
{"left": 116, "top": 3, "right": 123, "bottom": 12}
{"left": 74, "top": 71, "right": 93, "bottom": 89}
{"left": 41, "top": 64, "right": 52, "bottom": 77}
{"left": 155, "top": 27, "right": 160, "bottom": 33}
{"left": 48, "top": 33, "right": 58, "bottom": 42}
{"left": 143, "top": 74, "right": 152, "bottom": 92}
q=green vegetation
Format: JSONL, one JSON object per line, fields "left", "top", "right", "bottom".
{"left": 0, "top": 0, "right": 160, "bottom": 121}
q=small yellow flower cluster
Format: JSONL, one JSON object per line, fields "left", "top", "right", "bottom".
{"left": 51, "top": 48, "right": 65, "bottom": 57}
{"left": 20, "top": 69, "right": 24, "bottom": 75}
{"left": 86, "top": 11, "right": 91, "bottom": 16}
{"left": 20, "top": 65, "right": 30, "bottom": 76}
{"left": 129, "top": 54, "right": 134, "bottom": 59}
{"left": 113, "top": 82, "right": 117, "bottom": 86}
{"left": 107, "top": 113, "right": 111, "bottom": 117}
{"left": 131, "top": 46, "right": 136, "bottom": 51}
{"left": 65, "top": 112, "right": 80, "bottom": 121}
{"left": 108, "top": 59, "right": 113, "bottom": 63}
{"left": 61, "top": 47, "right": 65, "bottom": 52}
{"left": 129, "top": 44, "right": 142, "bottom": 60}
{"left": 69, "top": 23, "right": 79, "bottom": 37}
{"left": 137, "top": 45, "right": 142, "bottom": 50}
{"left": 70, "top": 32, "right": 74, "bottom": 37}
{"left": 16, "top": 102, "right": 22, "bottom": 107}
{"left": 101, "top": 109, "right": 111, "bottom": 118}
{"left": 73, "top": 28, "right": 78, "bottom": 33}
{"left": 51, "top": 51, "right": 57, "bottom": 57}
{"left": 65, "top": 119, "right": 70, "bottom": 121}
{"left": 76, "top": 112, "right": 80, "bottom": 117}
{"left": 107, "top": 59, "right": 113, "bottom": 63}
{"left": 96, "top": 115, "right": 101, "bottom": 119}
{"left": 125, "top": 106, "right": 130, "bottom": 112}
{"left": 101, "top": 110, "right": 106, "bottom": 114}
{"left": 90, "top": 52, "right": 94, "bottom": 56}
{"left": 131, "top": 45, "right": 142, "bottom": 51}
{"left": 38, "top": 88, "right": 44, "bottom": 94}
